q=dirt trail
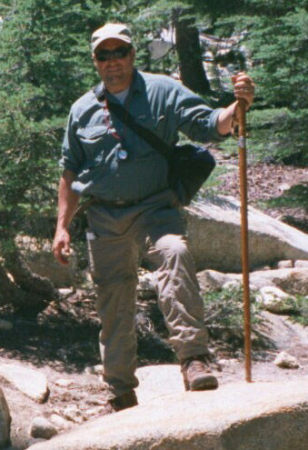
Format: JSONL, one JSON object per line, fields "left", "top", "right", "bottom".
{"left": 1, "top": 306, "right": 307, "bottom": 450}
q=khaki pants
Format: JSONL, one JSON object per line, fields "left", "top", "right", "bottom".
{"left": 86, "top": 190, "right": 208, "bottom": 399}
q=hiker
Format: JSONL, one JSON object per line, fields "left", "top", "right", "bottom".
{"left": 52, "top": 23, "right": 254, "bottom": 412}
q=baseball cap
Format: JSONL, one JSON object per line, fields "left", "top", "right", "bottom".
{"left": 91, "top": 23, "right": 132, "bottom": 53}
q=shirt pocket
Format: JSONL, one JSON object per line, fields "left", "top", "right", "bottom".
{"left": 76, "top": 125, "right": 110, "bottom": 165}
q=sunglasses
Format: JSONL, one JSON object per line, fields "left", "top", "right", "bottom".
{"left": 95, "top": 45, "right": 132, "bottom": 62}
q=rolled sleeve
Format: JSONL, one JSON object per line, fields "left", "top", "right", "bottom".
{"left": 205, "top": 108, "right": 228, "bottom": 142}
{"left": 172, "top": 83, "right": 228, "bottom": 143}
{"left": 59, "top": 111, "right": 85, "bottom": 174}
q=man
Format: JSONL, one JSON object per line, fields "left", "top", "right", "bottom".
{"left": 53, "top": 23, "right": 254, "bottom": 413}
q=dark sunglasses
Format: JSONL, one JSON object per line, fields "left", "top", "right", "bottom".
{"left": 95, "top": 45, "right": 132, "bottom": 62}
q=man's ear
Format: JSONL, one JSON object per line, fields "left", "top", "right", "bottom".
{"left": 92, "top": 53, "right": 98, "bottom": 69}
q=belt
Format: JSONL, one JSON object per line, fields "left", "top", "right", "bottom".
{"left": 75, "top": 196, "right": 142, "bottom": 217}
{"left": 75, "top": 189, "right": 167, "bottom": 217}
{"left": 91, "top": 197, "right": 141, "bottom": 208}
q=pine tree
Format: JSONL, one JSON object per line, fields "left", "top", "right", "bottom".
{"left": 0, "top": 0, "right": 108, "bottom": 311}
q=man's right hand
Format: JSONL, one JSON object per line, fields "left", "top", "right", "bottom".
{"left": 53, "top": 170, "right": 79, "bottom": 265}
{"left": 52, "top": 228, "right": 71, "bottom": 265}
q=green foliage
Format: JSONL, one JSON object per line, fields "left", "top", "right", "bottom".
{"left": 289, "top": 295, "right": 308, "bottom": 327}
{"left": 265, "top": 184, "right": 308, "bottom": 210}
{"left": 247, "top": 9, "right": 308, "bottom": 110}
{"left": 210, "top": 3, "right": 308, "bottom": 165}
{"left": 0, "top": 0, "right": 106, "bottom": 235}
{"left": 243, "top": 0, "right": 308, "bottom": 15}
{"left": 247, "top": 108, "right": 308, "bottom": 165}
{"left": 215, "top": 107, "right": 308, "bottom": 166}
{"left": 213, "top": 7, "right": 308, "bottom": 109}
{"left": 202, "top": 286, "right": 261, "bottom": 347}
{"left": 0, "top": 1, "right": 98, "bottom": 113}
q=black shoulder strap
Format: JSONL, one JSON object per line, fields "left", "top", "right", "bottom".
{"left": 93, "top": 83, "right": 172, "bottom": 159}
{"left": 108, "top": 101, "right": 172, "bottom": 160}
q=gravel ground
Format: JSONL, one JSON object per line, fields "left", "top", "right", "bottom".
{"left": 209, "top": 147, "right": 307, "bottom": 232}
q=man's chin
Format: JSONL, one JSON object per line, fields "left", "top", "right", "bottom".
{"left": 105, "top": 74, "right": 124, "bottom": 84}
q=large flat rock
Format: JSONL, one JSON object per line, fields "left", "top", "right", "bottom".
{"left": 28, "top": 376, "right": 308, "bottom": 450}
{"left": 186, "top": 196, "right": 308, "bottom": 272}
{"left": 0, "top": 364, "right": 49, "bottom": 404}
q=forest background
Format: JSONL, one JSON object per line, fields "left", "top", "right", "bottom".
{"left": 0, "top": 0, "right": 307, "bottom": 311}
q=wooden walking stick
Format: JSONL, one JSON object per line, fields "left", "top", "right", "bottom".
{"left": 237, "top": 98, "right": 252, "bottom": 382}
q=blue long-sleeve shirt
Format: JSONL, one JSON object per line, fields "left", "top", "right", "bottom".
{"left": 60, "top": 69, "right": 226, "bottom": 202}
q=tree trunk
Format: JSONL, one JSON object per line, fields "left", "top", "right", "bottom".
{"left": 4, "top": 245, "right": 57, "bottom": 300}
{"left": 0, "top": 265, "right": 19, "bottom": 305}
{"left": 174, "top": 10, "right": 211, "bottom": 95}
{"left": 0, "top": 238, "right": 58, "bottom": 315}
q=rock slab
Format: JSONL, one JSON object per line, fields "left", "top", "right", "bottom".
{"left": 0, "top": 388, "right": 11, "bottom": 449}
{"left": 0, "top": 364, "right": 49, "bottom": 403}
{"left": 186, "top": 196, "right": 308, "bottom": 272}
{"left": 27, "top": 376, "right": 308, "bottom": 450}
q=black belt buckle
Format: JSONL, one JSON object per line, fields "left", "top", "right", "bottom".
{"left": 88, "top": 196, "right": 142, "bottom": 208}
{"left": 114, "top": 199, "right": 127, "bottom": 206}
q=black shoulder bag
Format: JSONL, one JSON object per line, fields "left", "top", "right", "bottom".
{"left": 107, "top": 101, "right": 216, "bottom": 206}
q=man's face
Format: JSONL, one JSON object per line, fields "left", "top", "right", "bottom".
{"left": 93, "top": 38, "right": 135, "bottom": 92}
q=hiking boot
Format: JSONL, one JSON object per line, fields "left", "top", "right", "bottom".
{"left": 181, "top": 355, "right": 219, "bottom": 391}
{"left": 108, "top": 390, "right": 138, "bottom": 412}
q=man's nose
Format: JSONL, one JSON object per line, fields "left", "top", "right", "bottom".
{"left": 106, "top": 57, "right": 121, "bottom": 65}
